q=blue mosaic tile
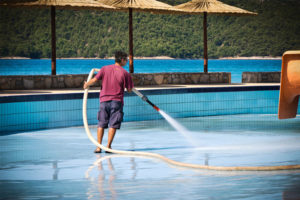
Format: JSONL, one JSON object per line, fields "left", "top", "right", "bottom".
{"left": 0, "top": 86, "right": 299, "bottom": 135}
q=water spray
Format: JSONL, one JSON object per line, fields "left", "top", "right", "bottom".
{"left": 132, "top": 88, "right": 197, "bottom": 147}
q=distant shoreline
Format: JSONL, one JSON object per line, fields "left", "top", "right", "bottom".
{"left": 218, "top": 56, "right": 281, "bottom": 60}
{"left": 0, "top": 56, "right": 281, "bottom": 60}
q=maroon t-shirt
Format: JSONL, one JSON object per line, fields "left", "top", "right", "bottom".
{"left": 95, "top": 64, "right": 134, "bottom": 104}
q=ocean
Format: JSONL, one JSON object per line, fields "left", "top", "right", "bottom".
{"left": 0, "top": 59, "right": 281, "bottom": 83}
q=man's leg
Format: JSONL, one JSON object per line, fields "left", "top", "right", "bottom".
{"left": 106, "top": 101, "right": 122, "bottom": 151}
{"left": 107, "top": 128, "right": 116, "bottom": 149}
{"left": 95, "top": 127, "right": 105, "bottom": 153}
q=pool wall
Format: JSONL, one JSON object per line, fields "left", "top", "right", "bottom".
{"left": 0, "top": 72, "right": 230, "bottom": 90}
{"left": 242, "top": 72, "right": 281, "bottom": 83}
{"left": 1, "top": 85, "right": 299, "bottom": 135}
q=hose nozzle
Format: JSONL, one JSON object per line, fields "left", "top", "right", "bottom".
{"left": 132, "top": 88, "right": 160, "bottom": 111}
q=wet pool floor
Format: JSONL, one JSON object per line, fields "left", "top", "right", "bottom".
{"left": 1, "top": 114, "right": 300, "bottom": 200}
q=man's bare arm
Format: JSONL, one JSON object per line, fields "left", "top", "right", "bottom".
{"left": 83, "top": 77, "right": 98, "bottom": 89}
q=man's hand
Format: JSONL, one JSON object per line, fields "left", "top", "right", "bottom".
{"left": 83, "top": 77, "right": 98, "bottom": 89}
{"left": 83, "top": 81, "right": 89, "bottom": 89}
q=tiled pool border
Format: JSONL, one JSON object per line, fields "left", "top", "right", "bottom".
{"left": 0, "top": 85, "right": 280, "bottom": 103}
{"left": 2, "top": 84, "right": 298, "bottom": 135}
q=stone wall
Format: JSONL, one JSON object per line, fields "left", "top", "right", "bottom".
{"left": 0, "top": 72, "right": 231, "bottom": 90}
{"left": 242, "top": 72, "right": 281, "bottom": 83}
{"left": 132, "top": 72, "right": 230, "bottom": 85}
{"left": 0, "top": 75, "right": 89, "bottom": 90}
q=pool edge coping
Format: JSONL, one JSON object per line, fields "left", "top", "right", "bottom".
{"left": 0, "top": 83, "right": 280, "bottom": 103}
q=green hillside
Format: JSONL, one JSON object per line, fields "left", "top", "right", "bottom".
{"left": 0, "top": 0, "right": 299, "bottom": 59}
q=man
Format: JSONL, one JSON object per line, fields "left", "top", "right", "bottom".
{"left": 83, "top": 51, "right": 134, "bottom": 153}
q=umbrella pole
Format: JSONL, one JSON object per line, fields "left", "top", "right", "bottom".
{"left": 203, "top": 12, "right": 208, "bottom": 73}
{"left": 51, "top": 6, "right": 56, "bottom": 75}
{"left": 129, "top": 8, "right": 134, "bottom": 73}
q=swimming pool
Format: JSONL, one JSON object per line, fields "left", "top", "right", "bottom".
{"left": 1, "top": 85, "right": 300, "bottom": 199}
{"left": 1, "top": 114, "right": 300, "bottom": 199}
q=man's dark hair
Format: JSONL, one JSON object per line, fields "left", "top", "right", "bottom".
{"left": 115, "top": 51, "right": 128, "bottom": 63}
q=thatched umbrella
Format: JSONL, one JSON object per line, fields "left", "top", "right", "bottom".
{"left": 99, "top": 0, "right": 184, "bottom": 73}
{"left": 175, "top": 0, "right": 257, "bottom": 73}
{"left": 0, "top": 0, "right": 116, "bottom": 75}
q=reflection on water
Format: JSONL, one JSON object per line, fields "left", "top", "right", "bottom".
{"left": 52, "top": 161, "right": 59, "bottom": 180}
{"left": 130, "top": 142, "right": 137, "bottom": 180}
{"left": 205, "top": 154, "right": 209, "bottom": 166}
{"left": 86, "top": 154, "right": 138, "bottom": 200}
{"left": 93, "top": 156, "right": 116, "bottom": 200}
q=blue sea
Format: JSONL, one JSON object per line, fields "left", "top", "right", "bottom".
{"left": 0, "top": 59, "right": 281, "bottom": 83}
